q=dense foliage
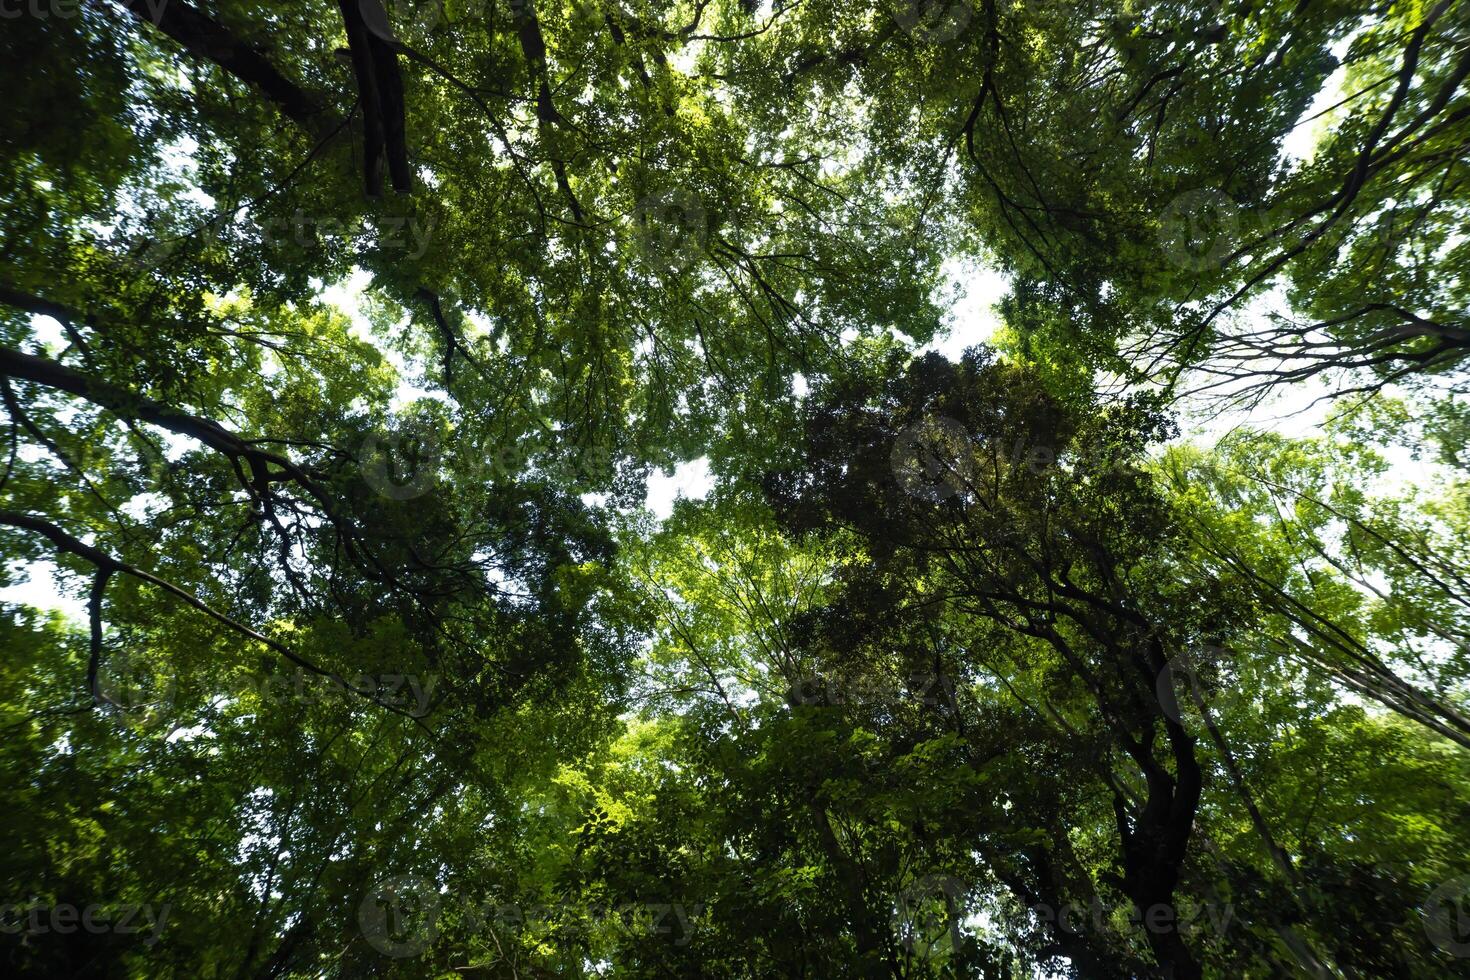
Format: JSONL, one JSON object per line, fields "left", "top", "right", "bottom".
{"left": 2, "top": 0, "right": 1468, "bottom": 976}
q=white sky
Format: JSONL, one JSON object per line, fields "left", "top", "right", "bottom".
{"left": 923, "top": 257, "right": 1007, "bottom": 360}
{"left": 645, "top": 457, "right": 713, "bottom": 520}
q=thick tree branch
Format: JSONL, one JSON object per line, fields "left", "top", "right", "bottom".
{"left": 106, "top": 0, "right": 327, "bottom": 128}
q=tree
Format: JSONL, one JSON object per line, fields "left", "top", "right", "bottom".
{"left": 4, "top": 2, "right": 1470, "bottom": 977}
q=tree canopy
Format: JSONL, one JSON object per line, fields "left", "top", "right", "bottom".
{"left": 2, "top": 0, "right": 1469, "bottom": 977}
